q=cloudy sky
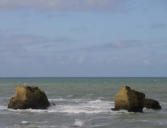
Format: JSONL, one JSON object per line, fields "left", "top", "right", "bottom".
{"left": 0, "top": 0, "right": 166, "bottom": 77}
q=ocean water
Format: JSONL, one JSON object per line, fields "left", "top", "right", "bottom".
{"left": 0, "top": 77, "right": 167, "bottom": 128}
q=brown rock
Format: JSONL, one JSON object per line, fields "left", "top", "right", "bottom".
{"left": 8, "top": 85, "right": 50, "bottom": 109}
{"left": 112, "top": 86, "right": 145, "bottom": 112}
{"left": 144, "top": 98, "right": 161, "bottom": 110}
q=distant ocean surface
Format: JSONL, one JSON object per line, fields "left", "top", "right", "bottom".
{"left": 0, "top": 77, "right": 167, "bottom": 128}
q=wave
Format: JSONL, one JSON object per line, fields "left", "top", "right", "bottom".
{"left": 49, "top": 98, "right": 86, "bottom": 103}
{"left": 1, "top": 98, "right": 164, "bottom": 114}
{"left": 47, "top": 99, "right": 114, "bottom": 114}
{"left": 0, "top": 98, "right": 114, "bottom": 114}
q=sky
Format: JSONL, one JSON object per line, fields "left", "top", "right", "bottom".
{"left": 0, "top": 0, "right": 167, "bottom": 77}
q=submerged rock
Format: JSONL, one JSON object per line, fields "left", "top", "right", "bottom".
{"left": 112, "top": 86, "right": 145, "bottom": 112}
{"left": 8, "top": 85, "right": 50, "bottom": 109}
{"left": 144, "top": 98, "right": 161, "bottom": 110}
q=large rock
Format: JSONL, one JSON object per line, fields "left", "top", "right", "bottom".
{"left": 112, "top": 86, "right": 145, "bottom": 112}
{"left": 8, "top": 85, "right": 50, "bottom": 109}
{"left": 144, "top": 98, "right": 161, "bottom": 110}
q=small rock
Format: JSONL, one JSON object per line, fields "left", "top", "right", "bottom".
{"left": 144, "top": 98, "right": 161, "bottom": 110}
{"left": 112, "top": 86, "right": 145, "bottom": 112}
{"left": 8, "top": 85, "right": 50, "bottom": 109}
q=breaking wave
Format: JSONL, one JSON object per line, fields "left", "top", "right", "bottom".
{"left": 47, "top": 99, "right": 114, "bottom": 114}
{"left": 0, "top": 98, "right": 115, "bottom": 114}
{"left": 1, "top": 98, "right": 165, "bottom": 114}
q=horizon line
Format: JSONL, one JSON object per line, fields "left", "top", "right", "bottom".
{"left": 0, "top": 76, "right": 167, "bottom": 78}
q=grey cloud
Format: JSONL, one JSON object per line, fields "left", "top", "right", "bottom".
{"left": 0, "top": 35, "right": 47, "bottom": 54}
{"left": 0, "top": 34, "right": 75, "bottom": 59}
{"left": 70, "top": 26, "right": 89, "bottom": 34}
{"left": 151, "top": 23, "right": 166, "bottom": 29}
{"left": 76, "top": 39, "right": 167, "bottom": 53}
{"left": 76, "top": 40, "right": 142, "bottom": 52}
{"left": 0, "top": 0, "right": 123, "bottom": 11}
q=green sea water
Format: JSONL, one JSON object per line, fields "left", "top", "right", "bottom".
{"left": 0, "top": 77, "right": 167, "bottom": 128}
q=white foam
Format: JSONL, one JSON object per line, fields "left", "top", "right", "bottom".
{"left": 21, "top": 121, "right": 30, "bottom": 125}
{"left": 49, "top": 98, "right": 86, "bottom": 102}
{"left": 49, "top": 98, "right": 67, "bottom": 102}
{"left": 47, "top": 99, "right": 114, "bottom": 114}
{"left": 160, "top": 101, "right": 167, "bottom": 106}
{"left": 73, "top": 119, "right": 84, "bottom": 127}
{"left": 5, "top": 98, "right": 115, "bottom": 114}
{"left": 0, "top": 105, "right": 7, "bottom": 110}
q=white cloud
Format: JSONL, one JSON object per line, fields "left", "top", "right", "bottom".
{"left": 0, "top": 0, "right": 121, "bottom": 10}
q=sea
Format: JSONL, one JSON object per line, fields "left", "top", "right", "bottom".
{"left": 0, "top": 77, "right": 167, "bottom": 128}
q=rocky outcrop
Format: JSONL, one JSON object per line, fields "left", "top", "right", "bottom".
{"left": 144, "top": 98, "right": 161, "bottom": 110}
{"left": 8, "top": 85, "right": 50, "bottom": 109}
{"left": 112, "top": 86, "right": 145, "bottom": 112}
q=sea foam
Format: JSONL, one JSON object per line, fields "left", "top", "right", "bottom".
{"left": 3, "top": 98, "right": 115, "bottom": 114}
{"left": 73, "top": 119, "right": 84, "bottom": 127}
{"left": 47, "top": 99, "right": 114, "bottom": 114}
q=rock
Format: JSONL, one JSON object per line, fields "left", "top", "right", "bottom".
{"left": 8, "top": 85, "right": 50, "bottom": 109}
{"left": 112, "top": 86, "right": 145, "bottom": 112}
{"left": 144, "top": 98, "right": 161, "bottom": 110}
